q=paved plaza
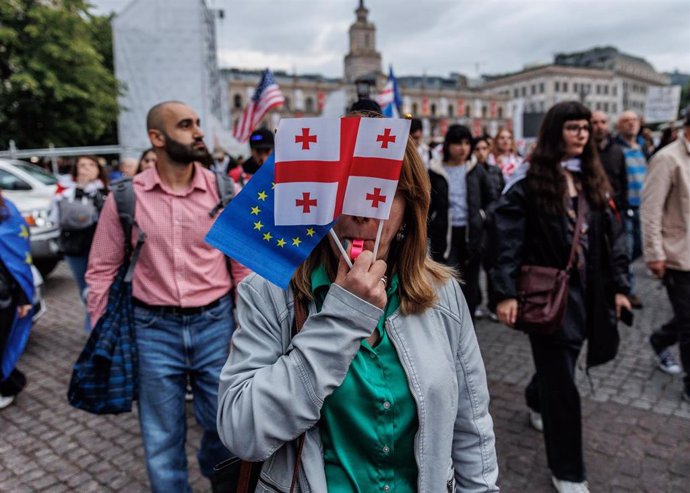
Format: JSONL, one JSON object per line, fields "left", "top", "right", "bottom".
{"left": 1, "top": 261, "right": 689, "bottom": 492}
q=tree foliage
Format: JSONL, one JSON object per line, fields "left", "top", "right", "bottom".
{"left": 0, "top": 0, "right": 119, "bottom": 149}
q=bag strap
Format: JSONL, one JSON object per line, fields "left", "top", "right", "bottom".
{"left": 566, "top": 194, "right": 586, "bottom": 272}
{"left": 111, "top": 178, "right": 146, "bottom": 282}
{"left": 209, "top": 170, "right": 235, "bottom": 218}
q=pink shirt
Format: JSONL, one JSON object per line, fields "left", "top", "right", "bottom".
{"left": 86, "top": 164, "right": 250, "bottom": 324}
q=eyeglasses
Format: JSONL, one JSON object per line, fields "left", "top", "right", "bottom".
{"left": 564, "top": 124, "right": 591, "bottom": 135}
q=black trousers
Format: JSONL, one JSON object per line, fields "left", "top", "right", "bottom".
{"left": 446, "top": 226, "right": 481, "bottom": 318}
{"left": 650, "top": 268, "right": 690, "bottom": 389}
{"left": 525, "top": 275, "right": 587, "bottom": 482}
{"left": 0, "top": 304, "right": 27, "bottom": 397}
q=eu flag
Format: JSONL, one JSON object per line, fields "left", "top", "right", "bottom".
{"left": 205, "top": 154, "right": 334, "bottom": 288}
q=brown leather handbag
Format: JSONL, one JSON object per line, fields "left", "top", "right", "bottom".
{"left": 212, "top": 300, "right": 308, "bottom": 493}
{"left": 515, "top": 195, "right": 585, "bottom": 335}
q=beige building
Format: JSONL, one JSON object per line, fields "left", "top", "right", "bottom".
{"left": 481, "top": 47, "right": 670, "bottom": 120}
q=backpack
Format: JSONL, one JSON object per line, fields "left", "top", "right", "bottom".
{"left": 111, "top": 170, "right": 235, "bottom": 281}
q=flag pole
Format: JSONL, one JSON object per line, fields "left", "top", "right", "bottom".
{"left": 372, "top": 220, "right": 385, "bottom": 260}
{"left": 329, "top": 230, "right": 353, "bottom": 269}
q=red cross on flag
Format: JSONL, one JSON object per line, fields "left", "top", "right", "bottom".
{"left": 273, "top": 117, "right": 411, "bottom": 225}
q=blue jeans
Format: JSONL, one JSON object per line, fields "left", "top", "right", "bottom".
{"left": 134, "top": 295, "right": 234, "bottom": 493}
{"left": 65, "top": 255, "right": 91, "bottom": 332}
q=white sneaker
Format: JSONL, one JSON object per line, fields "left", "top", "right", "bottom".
{"left": 529, "top": 410, "right": 543, "bottom": 432}
{"left": 0, "top": 394, "right": 15, "bottom": 409}
{"left": 552, "top": 476, "right": 589, "bottom": 493}
{"left": 474, "top": 306, "right": 488, "bottom": 319}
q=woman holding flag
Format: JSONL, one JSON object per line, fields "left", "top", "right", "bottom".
{"left": 0, "top": 191, "right": 34, "bottom": 409}
{"left": 216, "top": 128, "right": 498, "bottom": 492}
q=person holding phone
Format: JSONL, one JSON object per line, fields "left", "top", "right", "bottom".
{"left": 217, "top": 134, "right": 499, "bottom": 492}
{"left": 491, "top": 101, "right": 631, "bottom": 492}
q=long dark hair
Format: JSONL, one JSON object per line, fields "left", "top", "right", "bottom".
{"left": 527, "top": 101, "right": 611, "bottom": 214}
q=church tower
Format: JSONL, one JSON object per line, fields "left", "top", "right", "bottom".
{"left": 343, "top": 0, "right": 382, "bottom": 83}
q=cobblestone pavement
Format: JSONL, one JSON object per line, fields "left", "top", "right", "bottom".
{"left": 1, "top": 260, "right": 689, "bottom": 492}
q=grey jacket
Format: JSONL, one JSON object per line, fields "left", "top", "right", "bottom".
{"left": 217, "top": 273, "right": 499, "bottom": 492}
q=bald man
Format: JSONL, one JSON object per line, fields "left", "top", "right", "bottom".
{"left": 615, "top": 110, "right": 647, "bottom": 309}
{"left": 592, "top": 111, "right": 627, "bottom": 211}
{"left": 86, "top": 101, "right": 249, "bottom": 492}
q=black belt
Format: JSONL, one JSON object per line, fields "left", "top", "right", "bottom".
{"left": 132, "top": 297, "right": 222, "bottom": 316}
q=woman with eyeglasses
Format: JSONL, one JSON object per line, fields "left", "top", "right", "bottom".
{"left": 491, "top": 101, "right": 631, "bottom": 493}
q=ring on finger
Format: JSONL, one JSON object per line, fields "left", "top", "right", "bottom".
{"left": 380, "top": 275, "right": 388, "bottom": 286}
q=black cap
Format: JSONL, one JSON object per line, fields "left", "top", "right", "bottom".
{"left": 349, "top": 98, "right": 382, "bottom": 116}
{"left": 249, "top": 128, "right": 274, "bottom": 150}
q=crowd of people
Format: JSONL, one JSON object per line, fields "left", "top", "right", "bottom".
{"left": 1, "top": 98, "right": 689, "bottom": 493}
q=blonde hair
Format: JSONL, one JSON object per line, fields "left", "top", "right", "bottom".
{"left": 291, "top": 137, "right": 454, "bottom": 315}
{"left": 493, "top": 127, "right": 517, "bottom": 155}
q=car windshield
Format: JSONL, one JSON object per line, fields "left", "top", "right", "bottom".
{"left": 14, "top": 162, "right": 58, "bottom": 185}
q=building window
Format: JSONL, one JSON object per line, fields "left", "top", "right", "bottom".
{"left": 612, "top": 103, "right": 617, "bottom": 113}
{"left": 603, "top": 85, "right": 609, "bottom": 95}
{"left": 531, "top": 84, "right": 536, "bottom": 95}
{"left": 563, "top": 81, "right": 568, "bottom": 92}
{"left": 596, "top": 84, "right": 601, "bottom": 95}
{"left": 612, "top": 85, "right": 617, "bottom": 96}
{"left": 595, "top": 102, "right": 601, "bottom": 110}
{"left": 555, "top": 81, "right": 560, "bottom": 92}
{"left": 481, "top": 105, "right": 487, "bottom": 118}
{"left": 430, "top": 103, "right": 437, "bottom": 117}
{"left": 603, "top": 102, "right": 609, "bottom": 112}
{"left": 448, "top": 104, "right": 454, "bottom": 116}
{"left": 305, "top": 97, "right": 314, "bottom": 113}
{"left": 521, "top": 87, "right": 527, "bottom": 97}
{"left": 539, "top": 101, "right": 545, "bottom": 111}
{"left": 573, "top": 82, "right": 578, "bottom": 93}
{"left": 539, "top": 82, "right": 545, "bottom": 93}
{"left": 465, "top": 104, "right": 471, "bottom": 117}
{"left": 233, "top": 94, "right": 243, "bottom": 109}
{"left": 497, "top": 106, "right": 503, "bottom": 119}
{"left": 411, "top": 102, "right": 418, "bottom": 115}
{"left": 283, "top": 96, "right": 291, "bottom": 111}
{"left": 513, "top": 88, "right": 519, "bottom": 98}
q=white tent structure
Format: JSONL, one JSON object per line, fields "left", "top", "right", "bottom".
{"left": 113, "top": 0, "right": 230, "bottom": 157}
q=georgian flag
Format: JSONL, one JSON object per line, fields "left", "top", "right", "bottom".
{"left": 273, "top": 117, "right": 410, "bottom": 226}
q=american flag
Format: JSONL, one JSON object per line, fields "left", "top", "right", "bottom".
{"left": 233, "top": 69, "right": 285, "bottom": 143}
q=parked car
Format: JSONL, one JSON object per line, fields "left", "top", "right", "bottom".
{"left": 0, "top": 159, "right": 61, "bottom": 277}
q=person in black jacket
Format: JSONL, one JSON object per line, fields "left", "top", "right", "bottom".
{"left": 591, "top": 110, "right": 628, "bottom": 212}
{"left": 428, "top": 125, "right": 497, "bottom": 318}
{"left": 491, "top": 102, "right": 631, "bottom": 493}
{"left": 0, "top": 192, "right": 34, "bottom": 409}
{"left": 474, "top": 136, "right": 504, "bottom": 319}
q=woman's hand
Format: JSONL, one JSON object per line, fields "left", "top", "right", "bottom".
{"left": 17, "top": 304, "right": 32, "bottom": 318}
{"left": 496, "top": 299, "right": 518, "bottom": 328}
{"left": 615, "top": 293, "right": 632, "bottom": 320}
{"left": 335, "top": 249, "right": 388, "bottom": 309}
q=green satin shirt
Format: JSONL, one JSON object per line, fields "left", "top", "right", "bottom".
{"left": 311, "top": 266, "right": 418, "bottom": 493}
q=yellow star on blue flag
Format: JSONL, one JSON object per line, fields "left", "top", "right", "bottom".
{"left": 205, "top": 154, "right": 335, "bottom": 288}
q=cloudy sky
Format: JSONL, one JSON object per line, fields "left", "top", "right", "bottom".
{"left": 94, "top": 0, "right": 690, "bottom": 79}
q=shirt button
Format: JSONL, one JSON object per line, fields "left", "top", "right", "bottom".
{"left": 382, "top": 445, "right": 390, "bottom": 454}
{"left": 383, "top": 485, "right": 390, "bottom": 492}
{"left": 383, "top": 401, "right": 391, "bottom": 410}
